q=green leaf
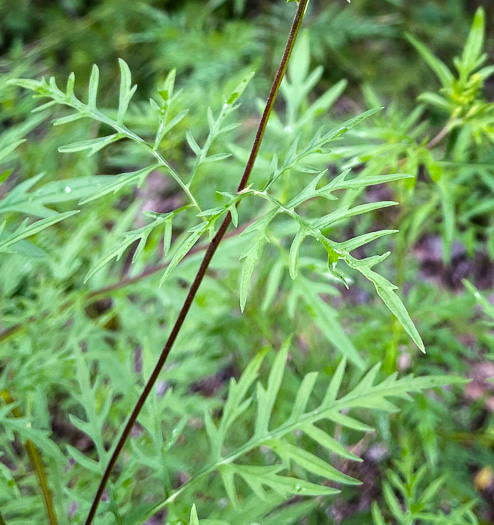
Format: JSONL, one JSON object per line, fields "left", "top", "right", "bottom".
{"left": 372, "top": 503, "right": 387, "bottom": 525}
{"left": 142, "top": 346, "right": 464, "bottom": 522}
{"left": 289, "top": 30, "right": 311, "bottom": 83}
{"left": 0, "top": 139, "right": 25, "bottom": 164}
{"left": 160, "top": 222, "right": 210, "bottom": 285}
{"left": 79, "top": 165, "right": 158, "bottom": 204}
{"left": 88, "top": 64, "right": 100, "bottom": 110}
{"left": 461, "top": 7, "right": 485, "bottom": 75}
{"left": 261, "top": 259, "right": 285, "bottom": 311}
{"left": 159, "top": 68, "right": 177, "bottom": 103}
{"left": 313, "top": 294, "right": 364, "bottom": 367}
{"left": 58, "top": 133, "right": 125, "bottom": 156}
{"left": 383, "top": 482, "right": 405, "bottom": 520}
{"left": 0, "top": 175, "right": 115, "bottom": 217}
{"left": 302, "top": 423, "right": 362, "bottom": 462}
{"left": 322, "top": 358, "right": 347, "bottom": 405}
{"left": 186, "top": 129, "right": 202, "bottom": 156}
{"left": 202, "top": 152, "right": 232, "bottom": 164}
{"left": 367, "top": 270, "right": 425, "bottom": 352}
{"left": 117, "top": 58, "right": 137, "bottom": 125}
{"left": 0, "top": 169, "right": 13, "bottom": 185}
{"left": 313, "top": 201, "right": 398, "bottom": 230}
{"left": 0, "top": 211, "right": 79, "bottom": 253}
{"left": 228, "top": 464, "right": 340, "bottom": 499}
{"left": 328, "top": 172, "right": 413, "bottom": 192}
{"left": 266, "top": 440, "right": 359, "bottom": 485}
{"left": 66, "top": 445, "right": 102, "bottom": 474}
{"left": 255, "top": 340, "right": 290, "bottom": 436}
{"left": 261, "top": 473, "right": 339, "bottom": 497}
{"left": 289, "top": 372, "right": 318, "bottom": 421}
{"left": 297, "top": 79, "right": 348, "bottom": 128}
{"left": 418, "top": 92, "right": 452, "bottom": 112}
{"left": 289, "top": 226, "right": 308, "bottom": 279}
{"left": 85, "top": 206, "right": 191, "bottom": 282}
{"left": 407, "top": 34, "right": 454, "bottom": 88}
{"left": 226, "top": 71, "right": 255, "bottom": 106}
{"left": 238, "top": 211, "right": 277, "bottom": 311}
{"left": 337, "top": 230, "right": 398, "bottom": 252}
{"left": 189, "top": 505, "right": 200, "bottom": 525}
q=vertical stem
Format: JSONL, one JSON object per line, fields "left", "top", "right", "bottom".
{"left": 84, "top": 1, "right": 310, "bottom": 523}
{"left": 1, "top": 389, "right": 59, "bottom": 525}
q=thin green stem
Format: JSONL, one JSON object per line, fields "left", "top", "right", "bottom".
{"left": 144, "top": 144, "right": 203, "bottom": 216}
{"left": 50, "top": 94, "right": 203, "bottom": 214}
{"left": 107, "top": 119, "right": 203, "bottom": 215}
{"left": 84, "top": 2, "right": 310, "bottom": 523}
{"left": 1, "top": 389, "right": 59, "bottom": 525}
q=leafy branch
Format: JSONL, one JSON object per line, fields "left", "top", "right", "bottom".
{"left": 10, "top": 60, "right": 202, "bottom": 213}
{"left": 238, "top": 166, "right": 424, "bottom": 354}
{"left": 130, "top": 342, "right": 464, "bottom": 524}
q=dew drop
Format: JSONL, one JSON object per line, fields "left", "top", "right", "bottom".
{"left": 223, "top": 103, "right": 229, "bottom": 109}
{"left": 284, "top": 125, "right": 292, "bottom": 133}
{"left": 295, "top": 484, "right": 302, "bottom": 492}
{"left": 64, "top": 186, "right": 72, "bottom": 193}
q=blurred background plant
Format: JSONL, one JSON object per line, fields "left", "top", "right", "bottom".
{"left": 1, "top": 0, "right": 494, "bottom": 523}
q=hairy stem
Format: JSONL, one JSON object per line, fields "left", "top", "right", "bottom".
{"left": 84, "top": 1, "right": 310, "bottom": 523}
{"left": 1, "top": 389, "right": 59, "bottom": 525}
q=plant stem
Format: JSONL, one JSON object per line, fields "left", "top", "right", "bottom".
{"left": 1, "top": 389, "right": 59, "bottom": 525}
{"left": 426, "top": 119, "right": 456, "bottom": 150}
{"left": 84, "top": 1, "right": 310, "bottom": 523}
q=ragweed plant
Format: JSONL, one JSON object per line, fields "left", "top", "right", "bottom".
{"left": 1, "top": 1, "right": 486, "bottom": 524}
{"left": 335, "top": 8, "right": 494, "bottom": 262}
{"left": 372, "top": 457, "right": 479, "bottom": 525}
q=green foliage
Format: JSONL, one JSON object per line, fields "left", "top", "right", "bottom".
{"left": 127, "top": 343, "right": 464, "bottom": 524}
{"left": 372, "top": 455, "right": 478, "bottom": 525}
{"left": 1, "top": 1, "right": 493, "bottom": 524}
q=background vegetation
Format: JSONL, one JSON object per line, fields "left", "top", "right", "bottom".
{"left": 1, "top": 0, "right": 494, "bottom": 523}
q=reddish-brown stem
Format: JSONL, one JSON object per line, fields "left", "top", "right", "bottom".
{"left": 84, "top": 1, "right": 310, "bottom": 522}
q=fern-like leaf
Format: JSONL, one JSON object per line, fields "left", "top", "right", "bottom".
{"left": 133, "top": 342, "right": 464, "bottom": 523}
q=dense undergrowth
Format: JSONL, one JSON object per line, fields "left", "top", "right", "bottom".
{"left": 1, "top": 0, "right": 494, "bottom": 523}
